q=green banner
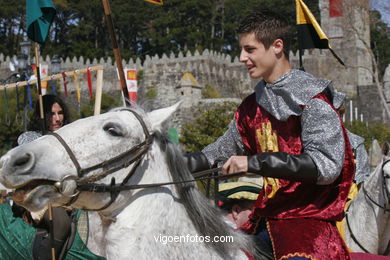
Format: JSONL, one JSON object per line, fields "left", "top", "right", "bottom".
{"left": 26, "top": 0, "right": 56, "bottom": 44}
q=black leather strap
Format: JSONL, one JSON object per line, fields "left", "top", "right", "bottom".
{"left": 183, "top": 152, "right": 211, "bottom": 173}
{"left": 247, "top": 152, "right": 318, "bottom": 183}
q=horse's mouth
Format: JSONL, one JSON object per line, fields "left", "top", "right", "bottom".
{"left": 9, "top": 180, "right": 56, "bottom": 203}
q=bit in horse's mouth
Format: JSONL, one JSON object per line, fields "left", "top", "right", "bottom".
{"left": 9, "top": 180, "right": 56, "bottom": 202}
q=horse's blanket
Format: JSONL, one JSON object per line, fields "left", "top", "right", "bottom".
{"left": 0, "top": 203, "right": 105, "bottom": 260}
{"left": 237, "top": 92, "right": 354, "bottom": 259}
{"left": 0, "top": 203, "right": 35, "bottom": 259}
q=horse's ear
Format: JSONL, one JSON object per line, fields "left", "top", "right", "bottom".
{"left": 147, "top": 102, "right": 182, "bottom": 131}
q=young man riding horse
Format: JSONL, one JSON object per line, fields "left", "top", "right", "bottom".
{"left": 187, "top": 10, "right": 355, "bottom": 260}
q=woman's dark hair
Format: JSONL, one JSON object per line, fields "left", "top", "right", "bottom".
{"left": 28, "top": 94, "right": 70, "bottom": 132}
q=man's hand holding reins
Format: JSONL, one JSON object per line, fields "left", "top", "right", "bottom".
{"left": 222, "top": 156, "right": 248, "bottom": 175}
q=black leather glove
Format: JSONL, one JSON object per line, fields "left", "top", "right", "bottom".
{"left": 183, "top": 152, "right": 211, "bottom": 173}
{"left": 248, "top": 152, "right": 318, "bottom": 183}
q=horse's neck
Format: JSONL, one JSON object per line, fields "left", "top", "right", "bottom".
{"left": 86, "top": 145, "right": 230, "bottom": 259}
{"left": 347, "top": 162, "right": 390, "bottom": 254}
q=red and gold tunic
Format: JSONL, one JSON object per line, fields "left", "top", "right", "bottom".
{"left": 237, "top": 92, "right": 355, "bottom": 260}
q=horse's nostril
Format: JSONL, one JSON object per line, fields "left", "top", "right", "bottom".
{"left": 13, "top": 153, "right": 33, "bottom": 167}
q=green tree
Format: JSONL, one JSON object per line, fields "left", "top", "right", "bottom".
{"left": 0, "top": 87, "right": 30, "bottom": 156}
{"left": 202, "top": 84, "right": 222, "bottom": 98}
{"left": 346, "top": 120, "right": 390, "bottom": 150}
{"left": 180, "top": 101, "right": 237, "bottom": 152}
{"left": 370, "top": 10, "right": 390, "bottom": 81}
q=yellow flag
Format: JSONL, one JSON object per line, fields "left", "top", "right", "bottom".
{"left": 144, "top": 0, "right": 163, "bottom": 5}
{"left": 296, "top": 0, "right": 344, "bottom": 66}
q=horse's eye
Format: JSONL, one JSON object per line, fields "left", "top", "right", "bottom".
{"left": 103, "top": 123, "right": 123, "bottom": 137}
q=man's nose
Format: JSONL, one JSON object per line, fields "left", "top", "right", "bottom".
{"left": 239, "top": 50, "right": 248, "bottom": 63}
{"left": 53, "top": 113, "right": 60, "bottom": 120}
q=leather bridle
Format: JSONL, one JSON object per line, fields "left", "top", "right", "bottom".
{"left": 48, "top": 108, "right": 154, "bottom": 211}
{"left": 48, "top": 108, "right": 244, "bottom": 212}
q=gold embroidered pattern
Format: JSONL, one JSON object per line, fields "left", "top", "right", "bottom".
{"left": 256, "top": 122, "right": 280, "bottom": 198}
{"left": 256, "top": 122, "right": 279, "bottom": 153}
{"left": 263, "top": 177, "right": 279, "bottom": 198}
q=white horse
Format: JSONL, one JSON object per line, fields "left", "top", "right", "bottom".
{"left": 0, "top": 103, "right": 263, "bottom": 260}
{"left": 343, "top": 150, "right": 390, "bottom": 255}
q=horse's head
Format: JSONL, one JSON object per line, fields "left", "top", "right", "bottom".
{"left": 0, "top": 103, "right": 180, "bottom": 212}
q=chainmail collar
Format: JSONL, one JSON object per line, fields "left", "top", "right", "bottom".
{"left": 255, "top": 69, "right": 331, "bottom": 121}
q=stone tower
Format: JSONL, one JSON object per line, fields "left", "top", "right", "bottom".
{"left": 318, "top": 0, "right": 373, "bottom": 96}
{"left": 175, "top": 72, "right": 203, "bottom": 108}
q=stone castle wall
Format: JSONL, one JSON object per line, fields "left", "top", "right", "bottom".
{"left": 0, "top": 47, "right": 389, "bottom": 127}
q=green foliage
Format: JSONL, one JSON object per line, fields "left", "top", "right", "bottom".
{"left": 1, "top": 0, "right": 387, "bottom": 74}
{"left": 345, "top": 120, "right": 390, "bottom": 149}
{"left": 370, "top": 10, "right": 390, "bottom": 81}
{"left": 137, "top": 70, "right": 144, "bottom": 81}
{"left": 0, "top": 87, "right": 30, "bottom": 156}
{"left": 76, "top": 92, "right": 122, "bottom": 119}
{"left": 202, "top": 84, "right": 222, "bottom": 98}
{"left": 145, "top": 85, "right": 157, "bottom": 100}
{"left": 1, "top": 0, "right": 322, "bottom": 60}
{"left": 180, "top": 101, "right": 237, "bottom": 152}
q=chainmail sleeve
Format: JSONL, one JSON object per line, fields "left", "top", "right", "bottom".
{"left": 301, "top": 98, "right": 345, "bottom": 185}
{"left": 201, "top": 120, "right": 246, "bottom": 166}
{"left": 347, "top": 131, "right": 370, "bottom": 184}
{"left": 354, "top": 143, "right": 370, "bottom": 184}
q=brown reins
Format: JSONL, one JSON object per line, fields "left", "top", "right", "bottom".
{"left": 48, "top": 108, "right": 242, "bottom": 211}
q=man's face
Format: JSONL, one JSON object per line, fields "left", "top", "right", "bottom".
{"left": 239, "top": 32, "right": 277, "bottom": 80}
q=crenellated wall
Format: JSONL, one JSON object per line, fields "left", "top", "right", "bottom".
{"left": 0, "top": 47, "right": 388, "bottom": 126}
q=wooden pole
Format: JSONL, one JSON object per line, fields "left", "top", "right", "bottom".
{"left": 33, "top": 43, "right": 46, "bottom": 133}
{"left": 298, "top": 48, "right": 304, "bottom": 71}
{"left": 0, "top": 66, "right": 104, "bottom": 90}
{"left": 101, "top": 0, "right": 130, "bottom": 106}
{"left": 47, "top": 204, "right": 56, "bottom": 260}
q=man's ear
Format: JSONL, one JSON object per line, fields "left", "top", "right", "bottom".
{"left": 272, "top": 39, "right": 284, "bottom": 55}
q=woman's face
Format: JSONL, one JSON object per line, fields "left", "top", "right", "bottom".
{"left": 48, "top": 102, "right": 64, "bottom": 131}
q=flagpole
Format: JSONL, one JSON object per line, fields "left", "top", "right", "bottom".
{"left": 33, "top": 40, "right": 46, "bottom": 134}
{"left": 34, "top": 41, "right": 55, "bottom": 260}
{"left": 298, "top": 48, "right": 304, "bottom": 71}
{"left": 27, "top": 1, "right": 56, "bottom": 259}
{"left": 101, "top": 0, "right": 130, "bottom": 106}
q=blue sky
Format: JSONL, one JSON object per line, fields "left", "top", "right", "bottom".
{"left": 371, "top": 0, "right": 390, "bottom": 26}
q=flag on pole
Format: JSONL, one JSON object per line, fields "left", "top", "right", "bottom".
{"left": 296, "top": 0, "right": 344, "bottom": 66}
{"left": 125, "top": 69, "right": 138, "bottom": 102}
{"left": 144, "top": 0, "right": 163, "bottom": 5}
{"left": 26, "top": 0, "right": 56, "bottom": 44}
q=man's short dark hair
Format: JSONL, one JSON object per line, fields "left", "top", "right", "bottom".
{"left": 236, "top": 9, "right": 292, "bottom": 57}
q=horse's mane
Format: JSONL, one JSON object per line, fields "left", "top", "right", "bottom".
{"left": 153, "top": 131, "right": 259, "bottom": 259}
